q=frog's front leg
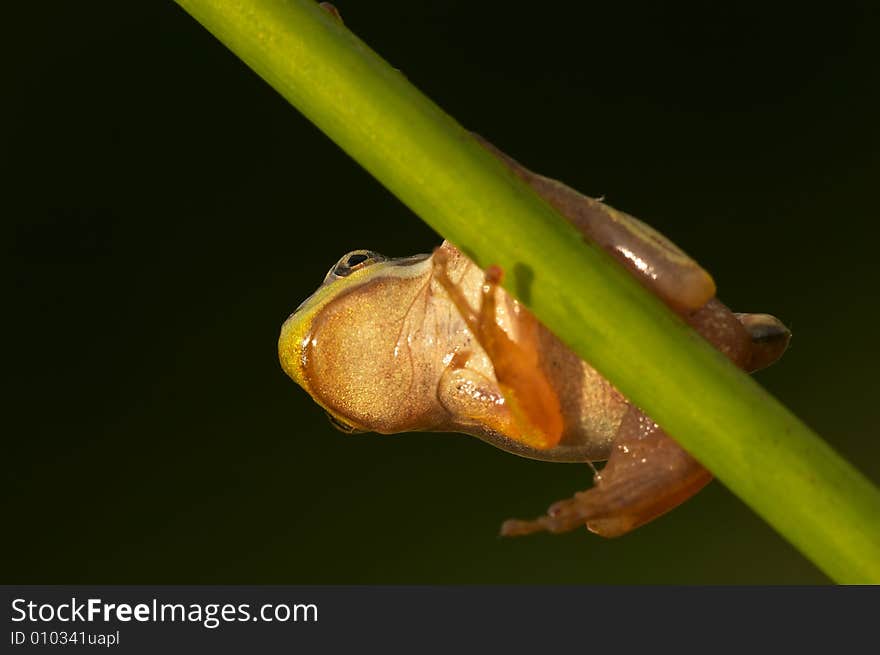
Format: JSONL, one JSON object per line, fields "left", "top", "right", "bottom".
{"left": 501, "top": 405, "right": 712, "bottom": 538}
{"left": 432, "top": 249, "right": 564, "bottom": 451}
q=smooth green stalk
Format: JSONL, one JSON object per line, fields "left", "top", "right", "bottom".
{"left": 174, "top": 0, "right": 880, "bottom": 582}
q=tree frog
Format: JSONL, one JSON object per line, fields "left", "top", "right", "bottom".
{"left": 278, "top": 135, "right": 790, "bottom": 538}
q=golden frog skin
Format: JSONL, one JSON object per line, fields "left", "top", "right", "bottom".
{"left": 278, "top": 136, "right": 791, "bottom": 538}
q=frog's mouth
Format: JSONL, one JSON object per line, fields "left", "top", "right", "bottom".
{"left": 293, "top": 252, "right": 432, "bottom": 314}
{"left": 389, "top": 252, "right": 431, "bottom": 267}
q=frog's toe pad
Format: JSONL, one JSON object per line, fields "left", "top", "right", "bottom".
{"left": 735, "top": 312, "right": 791, "bottom": 371}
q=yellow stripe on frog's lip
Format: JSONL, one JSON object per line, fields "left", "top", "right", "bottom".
{"left": 277, "top": 252, "right": 433, "bottom": 396}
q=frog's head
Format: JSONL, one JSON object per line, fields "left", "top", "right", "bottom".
{"left": 279, "top": 248, "right": 440, "bottom": 435}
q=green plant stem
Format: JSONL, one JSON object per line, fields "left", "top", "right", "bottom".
{"left": 174, "top": 0, "right": 880, "bottom": 582}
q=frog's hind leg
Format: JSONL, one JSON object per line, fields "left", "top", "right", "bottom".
{"left": 471, "top": 133, "right": 716, "bottom": 312}
{"left": 501, "top": 406, "right": 711, "bottom": 538}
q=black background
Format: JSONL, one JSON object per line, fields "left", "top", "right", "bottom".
{"left": 5, "top": 1, "right": 879, "bottom": 583}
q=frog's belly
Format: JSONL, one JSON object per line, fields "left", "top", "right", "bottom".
{"left": 528, "top": 326, "right": 629, "bottom": 462}
{"left": 558, "top": 360, "right": 628, "bottom": 461}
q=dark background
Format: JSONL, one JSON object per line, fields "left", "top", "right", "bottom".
{"left": 5, "top": 1, "right": 878, "bottom": 583}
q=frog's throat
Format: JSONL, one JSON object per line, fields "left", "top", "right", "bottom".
{"left": 277, "top": 254, "right": 433, "bottom": 397}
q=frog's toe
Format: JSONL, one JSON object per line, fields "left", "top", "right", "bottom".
{"left": 735, "top": 312, "right": 791, "bottom": 371}
{"left": 499, "top": 489, "right": 603, "bottom": 537}
{"left": 318, "top": 2, "right": 344, "bottom": 23}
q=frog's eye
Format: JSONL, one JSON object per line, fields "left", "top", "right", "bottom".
{"left": 344, "top": 253, "right": 370, "bottom": 267}
{"left": 325, "top": 249, "right": 387, "bottom": 281}
{"left": 325, "top": 411, "right": 365, "bottom": 434}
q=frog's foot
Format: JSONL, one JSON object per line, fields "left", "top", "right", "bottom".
{"left": 735, "top": 312, "right": 791, "bottom": 372}
{"left": 318, "top": 3, "right": 408, "bottom": 76}
{"left": 319, "top": 2, "right": 344, "bottom": 23}
{"left": 432, "top": 249, "right": 564, "bottom": 450}
{"left": 500, "top": 406, "right": 712, "bottom": 538}
{"left": 500, "top": 490, "right": 604, "bottom": 536}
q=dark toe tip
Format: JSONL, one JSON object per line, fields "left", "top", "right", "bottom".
{"left": 735, "top": 313, "right": 791, "bottom": 371}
